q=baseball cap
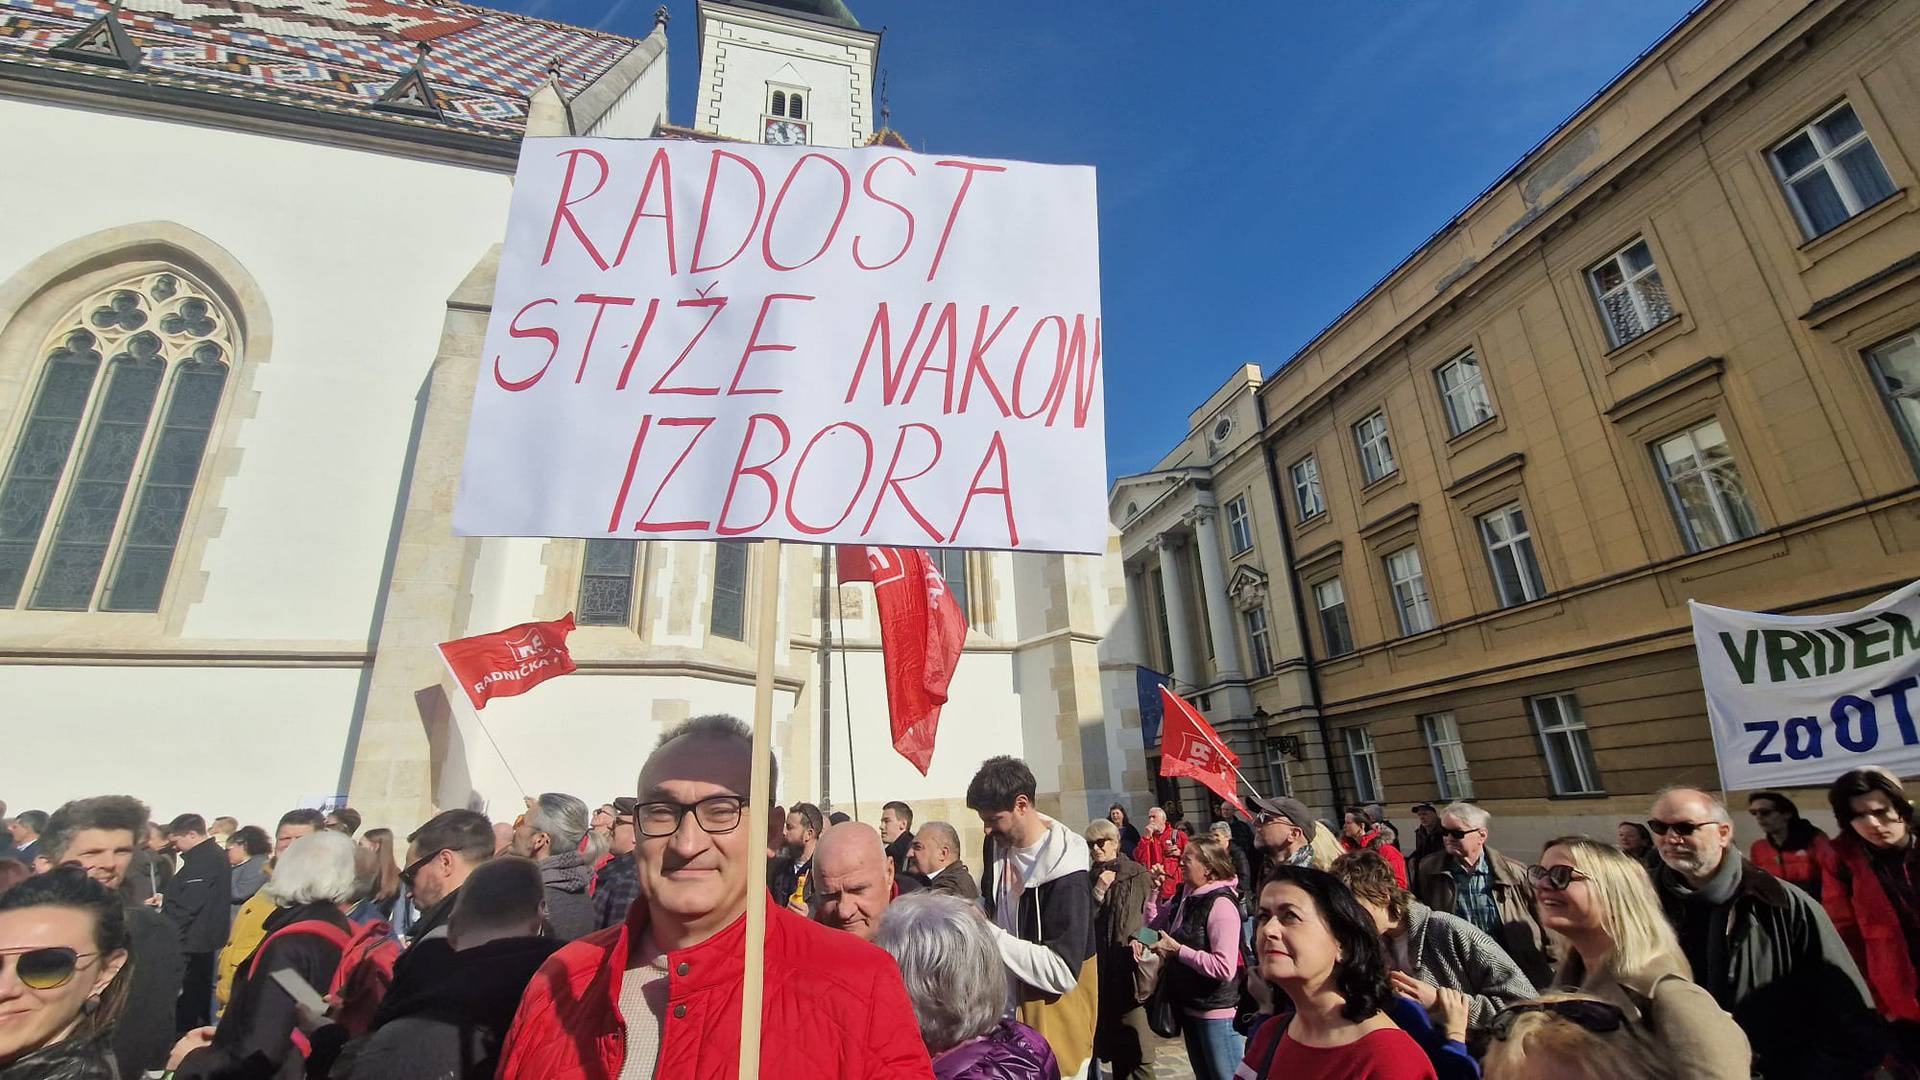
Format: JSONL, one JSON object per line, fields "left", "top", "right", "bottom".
{"left": 1410, "top": 802, "right": 1436, "bottom": 814}
{"left": 611, "top": 797, "right": 637, "bottom": 821}
{"left": 1248, "top": 794, "right": 1313, "bottom": 831}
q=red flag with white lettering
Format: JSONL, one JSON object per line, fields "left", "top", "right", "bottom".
{"left": 1158, "top": 686, "right": 1247, "bottom": 817}
{"left": 860, "top": 546, "right": 968, "bottom": 774}
{"left": 438, "top": 614, "right": 578, "bottom": 710}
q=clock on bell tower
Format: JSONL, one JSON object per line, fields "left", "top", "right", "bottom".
{"left": 694, "top": 0, "right": 879, "bottom": 149}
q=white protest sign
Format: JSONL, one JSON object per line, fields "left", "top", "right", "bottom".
{"left": 453, "top": 138, "right": 1106, "bottom": 554}
{"left": 1692, "top": 580, "right": 1920, "bottom": 790}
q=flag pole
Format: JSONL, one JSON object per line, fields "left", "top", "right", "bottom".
{"left": 739, "top": 538, "right": 782, "bottom": 1080}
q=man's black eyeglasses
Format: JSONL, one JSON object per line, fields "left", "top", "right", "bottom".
{"left": 400, "top": 848, "right": 447, "bottom": 886}
{"left": 1439, "top": 827, "right": 1483, "bottom": 841}
{"left": 1489, "top": 998, "right": 1625, "bottom": 1041}
{"left": 1646, "top": 819, "right": 1714, "bottom": 837}
{"left": 637, "top": 796, "right": 749, "bottom": 838}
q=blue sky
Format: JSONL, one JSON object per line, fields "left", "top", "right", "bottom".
{"left": 501, "top": 0, "right": 1703, "bottom": 478}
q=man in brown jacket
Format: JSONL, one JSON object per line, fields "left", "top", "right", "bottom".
{"left": 905, "top": 821, "right": 979, "bottom": 900}
{"left": 1413, "top": 800, "right": 1558, "bottom": 987}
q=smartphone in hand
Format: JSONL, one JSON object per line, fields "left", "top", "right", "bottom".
{"left": 1131, "top": 927, "right": 1161, "bottom": 946}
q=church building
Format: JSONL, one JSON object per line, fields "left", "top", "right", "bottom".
{"left": 0, "top": 0, "right": 1145, "bottom": 842}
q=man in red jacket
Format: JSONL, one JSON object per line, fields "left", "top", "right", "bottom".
{"left": 496, "top": 714, "right": 935, "bottom": 1080}
{"left": 1131, "top": 806, "right": 1184, "bottom": 901}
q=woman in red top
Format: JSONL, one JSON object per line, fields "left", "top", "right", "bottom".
{"left": 1241, "top": 864, "right": 1435, "bottom": 1079}
{"left": 1746, "top": 791, "right": 1835, "bottom": 901}
{"left": 1822, "top": 768, "right": 1920, "bottom": 1030}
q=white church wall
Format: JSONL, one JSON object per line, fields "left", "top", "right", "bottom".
{"left": 697, "top": 8, "right": 875, "bottom": 147}
{"left": 583, "top": 43, "right": 671, "bottom": 139}
{"left": 1, "top": 664, "right": 361, "bottom": 829}
{"left": 0, "top": 97, "right": 513, "bottom": 646}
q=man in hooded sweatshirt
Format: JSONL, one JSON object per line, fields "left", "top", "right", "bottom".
{"left": 508, "top": 792, "right": 595, "bottom": 941}
{"left": 967, "top": 755, "right": 1097, "bottom": 1080}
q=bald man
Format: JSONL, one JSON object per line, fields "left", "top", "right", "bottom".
{"left": 907, "top": 821, "right": 978, "bottom": 901}
{"left": 811, "top": 822, "right": 894, "bottom": 942}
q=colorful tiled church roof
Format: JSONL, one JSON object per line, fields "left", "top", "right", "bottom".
{"left": 0, "top": 0, "right": 663, "bottom": 147}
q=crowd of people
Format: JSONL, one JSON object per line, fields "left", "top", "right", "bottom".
{"left": 4, "top": 747, "right": 1920, "bottom": 1079}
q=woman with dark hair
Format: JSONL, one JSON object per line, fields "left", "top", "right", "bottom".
{"left": 1240, "top": 864, "right": 1435, "bottom": 1078}
{"left": 1823, "top": 767, "right": 1920, "bottom": 1029}
{"left": 1107, "top": 805, "right": 1141, "bottom": 857}
{"left": 0, "top": 866, "right": 132, "bottom": 1080}
{"left": 226, "top": 827, "right": 271, "bottom": 912}
{"left": 1747, "top": 791, "right": 1834, "bottom": 900}
{"left": 1614, "top": 822, "right": 1660, "bottom": 874}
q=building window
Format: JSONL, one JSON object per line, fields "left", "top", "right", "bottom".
{"left": 1867, "top": 330, "right": 1920, "bottom": 472}
{"left": 1654, "top": 419, "right": 1758, "bottom": 552}
{"left": 1435, "top": 351, "right": 1494, "bottom": 436}
{"left": 1770, "top": 101, "right": 1897, "bottom": 239}
{"left": 710, "top": 541, "right": 748, "bottom": 640}
{"left": 1312, "top": 577, "right": 1353, "bottom": 657}
{"left": 788, "top": 92, "right": 805, "bottom": 120}
{"left": 1265, "top": 743, "right": 1293, "bottom": 797}
{"left": 1587, "top": 239, "right": 1675, "bottom": 348}
{"left": 1224, "top": 496, "right": 1254, "bottom": 555}
{"left": 1289, "top": 455, "right": 1324, "bottom": 522}
{"left": 0, "top": 270, "right": 233, "bottom": 612}
{"left": 1354, "top": 412, "right": 1396, "bottom": 485}
{"left": 1244, "top": 606, "right": 1273, "bottom": 676}
{"left": 1420, "top": 711, "right": 1474, "bottom": 800}
{"left": 1383, "top": 547, "right": 1435, "bottom": 636}
{"left": 768, "top": 88, "right": 806, "bottom": 119}
{"left": 1345, "top": 726, "right": 1383, "bottom": 804}
{"left": 929, "top": 548, "right": 969, "bottom": 616}
{"left": 1478, "top": 503, "right": 1544, "bottom": 607}
{"left": 577, "top": 540, "right": 638, "bottom": 626}
{"left": 1529, "top": 693, "right": 1604, "bottom": 796}
{"left": 770, "top": 89, "right": 786, "bottom": 117}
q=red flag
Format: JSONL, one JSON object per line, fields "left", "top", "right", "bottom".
{"left": 865, "top": 547, "right": 968, "bottom": 774}
{"left": 1158, "top": 686, "right": 1247, "bottom": 817}
{"left": 834, "top": 545, "right": 873, "bottom": 584}
{"left": 438, "top": 614, "right": 578, "bottom": 710}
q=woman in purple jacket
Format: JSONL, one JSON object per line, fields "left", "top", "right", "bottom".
{"left": 1136, "top": 833, "right": 1244, "bottom": 1080}
{"left": 876, "top": 892, "right": 1061, "bottom": 1080}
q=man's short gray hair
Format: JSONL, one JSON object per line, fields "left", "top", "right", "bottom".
{"left": 528, "top": 793, "right": 589, "bottom": 853}
{"left": 875, "top": 892, "right": 1006, "bottom": 1055}
{"left": 1441, "top": 801, "right": 1490, "bottom": 832}
{"left": 647, "top": 713, "right": 780, "bottom": 800}
{"left": 1652, "top": 786, "right": 1733, "bottom": 825}
{"left": 918, "top": 821, "right": 961, "bottom": 857}
{"left": 266, "top": 830, "right": 359, "bottom": 906}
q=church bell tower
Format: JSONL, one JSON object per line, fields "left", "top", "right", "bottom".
{"left": 693, "top": 0, "right": 881, "bottom": 149}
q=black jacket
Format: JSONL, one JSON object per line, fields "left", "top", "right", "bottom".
{"left": 885, "top": 833, "right": 912, "bottom": 877}
{"left": 176, "top": 902, "right": 350, "bottom": 1080}
{"left": 163, "top": 838, "right": 232, "bottom": 954}
{"left": 117, "top": 900, "right": 185, "bottom": 1077}
{"left": 329, "top": 936, "right": 563, "bottom": 1080}
{"left": 1656, "top": 854, "right": 1886, "bottom": 1078}
{"left": 0, "top": 1035, "right": 118, "bottom": 1080}
{"left": 121, "top": 848, "right": 174, "bottom": 905}
{"left": 767, "top": 853, "right": 812, "bottom": 908}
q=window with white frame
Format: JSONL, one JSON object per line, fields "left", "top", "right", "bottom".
{"left": 768, "top": 87, "right": 806, "bottom": 119}
{"left": 710, "top": 541, "right": 749, "bottom": 640}
{"left": 1354, "top": 412, "right": 1396, "bottom": 484}
{"left": 1384, "top": 547, "right": 1435, "bottom": 635}
{"left": 1290, "top": 456, "right": 1324, "bottom": 522}
{"left": 1225, "top": 496, "right": 1254, "bottom": 555}
{"left": 1478, "top": 503, "right": 1545, "bottom": 607}
{"left": 1345, "top": 726, "right": 1383, "bottom": 803}
{"left": 1868, "top": 330, "right": 1920, "bottom": 472}
{"left": 1312, "top": 577, "right": 1354, "bottom": 657}
{"left": 1654, "top": 419, "right": 1758, "bottom": 552}
{"left": 1420, "top": 711, "right": 1474, "bottom": 800}
{"left": 0, "top": 270, "right": 233, "bottom": 612}
{"left": 1529, "top": 693, "right": 1604, "bottom": 796}
{"left": 1244, "top": 606, "right": 1273, "bottom": 676}
{"left": 1587, "top": 239, "right": 1675, "bottom": 348}
{"left": 1436, "top": 351, "right": 1494, "bottom": 436}
{"left": 1770, "top": 101, "right": 1896, "bottom": 239}
{"left": 578, "top": 540, "right": 638, "bottom": 626}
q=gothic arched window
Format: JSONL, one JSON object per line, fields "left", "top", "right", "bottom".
{"left": 788, "top": 93, "right": 804, "bottom": 120}
{"left": 771, "top": 90, "right": 788, "bottom": 118}
{"left": 0, "top": 270, "right": 233, "bottom": 612}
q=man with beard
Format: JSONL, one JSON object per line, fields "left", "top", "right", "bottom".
{"left": 769, "top": 801, "right": 823, "bottom": 912}
{"left": 508, "top": 792, "right": 595, "bottom": 942}
{"left": 42, "top": 795, "right": 185, "bottom": 1077}
{"left": 812, "top": 822, "right": 894, "bottom": 942}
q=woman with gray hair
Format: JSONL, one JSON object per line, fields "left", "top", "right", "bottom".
{"left": 169, "top": 830, "right": 361, "bottom": 1079}
{"left": 875, "top": 892, "right": 1061, "bottom": 1080}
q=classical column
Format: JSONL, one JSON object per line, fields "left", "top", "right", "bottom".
{"left": 1187, "top": 505, "right": 1244, "bottom": 681}
{"left": 1152, "top": 535, "right": 1196, "bottom": 690}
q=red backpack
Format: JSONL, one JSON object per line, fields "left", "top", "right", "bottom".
{"left": 247, "top": 918, "right": 401, "bottom": 1040}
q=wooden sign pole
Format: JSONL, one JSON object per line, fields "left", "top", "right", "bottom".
{"left": 738, "top": 537, "right": 782, "bottom": 1080}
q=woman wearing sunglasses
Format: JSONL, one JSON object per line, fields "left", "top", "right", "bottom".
{"left": 0, "top": 866, "right": 131, "bottom": 1080}
{"left": 1530, "top": 837, "right": 1748, "bottom": 1079}
{"left": 1480, "top": 995, "right": 1676, "bottom": 1079}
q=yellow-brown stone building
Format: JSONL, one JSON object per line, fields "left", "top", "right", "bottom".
{"left": 1261, "top": 0, "right": 1920, "bottom": 845}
